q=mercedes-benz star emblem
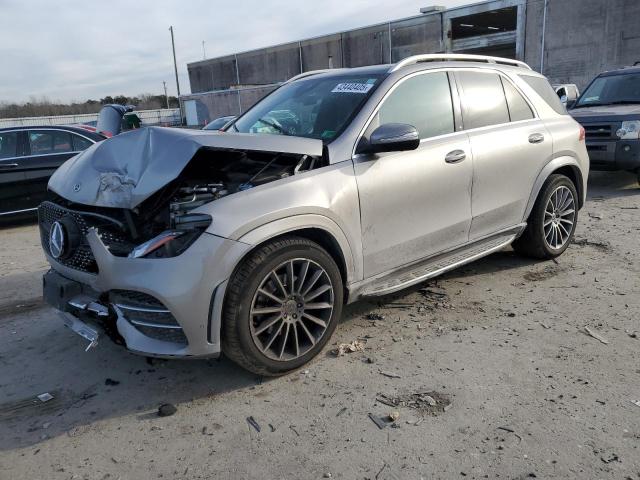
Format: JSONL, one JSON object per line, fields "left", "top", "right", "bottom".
{"left": 49, "top": 221, "right": 66, "bottom": 259}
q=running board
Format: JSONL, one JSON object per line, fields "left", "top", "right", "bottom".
{"left": 356, "top": 230, "right": 521, "bottom": 298}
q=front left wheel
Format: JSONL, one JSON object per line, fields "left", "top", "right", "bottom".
{"left": 222, "top": 236, "right": 343, "bottom": 376}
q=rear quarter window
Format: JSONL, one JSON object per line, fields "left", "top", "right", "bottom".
{"left": 519, "top": 75, "right": 567, "bottom": 115}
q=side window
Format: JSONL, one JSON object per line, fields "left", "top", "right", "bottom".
{"left": 519, "top": 74, "right": 567, "bottom": 115}
{"left": 457, "top": 71, "right": 510, "bottom": 129}
{"left": 368, "top": 72, "right": 455, "bottom": 140}
{"left": 29, "top": 130, "right": 73, "bottom": 155}
{"left": 72, "top": 134, "right": 93, "bottom": 151}
{"left": 0, "top": 132, "right": 19, "bottom": 159}
{"left": 501, "top": 78, "right": 535, "bottom": 122}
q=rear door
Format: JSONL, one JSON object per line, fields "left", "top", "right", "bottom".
{"left": 0, "top": 130, "right": 31, "bottom": 215}
{"left": 23, "top": 129, "right": 80, "bottom": 206}
{"left": 353, "top": 71, "right": 473, "bottom": 277}
{"left": 455, "top": 70, "right": 552, "bottom": 240}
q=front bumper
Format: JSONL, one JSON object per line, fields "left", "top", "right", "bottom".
{"left": 586, "top": 138, "right": 640, "bottom": 171}
{"left": 43, "top": 228, "right": 252, "bottom": 358}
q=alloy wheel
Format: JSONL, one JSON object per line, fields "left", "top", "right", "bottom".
{"left": 543, "top": 185, "right": 576, "bottom": 249}
{"left": 249, "top": 258, "right": 335, "bottom": 361}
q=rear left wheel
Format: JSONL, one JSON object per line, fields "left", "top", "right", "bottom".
{"left": 512, "top": 174, "right": 578, "bottom": 259}
{"left": 222, "top": 236, "right": 343, "bottom": 376}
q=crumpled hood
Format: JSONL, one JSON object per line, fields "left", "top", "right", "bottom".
{"left": 570, "top": 104, "right": 640, "bottom": 122}
{"left": 48, "top": 127, "right": 323, "bottom": 209}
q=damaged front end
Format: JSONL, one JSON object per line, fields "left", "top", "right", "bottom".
{"left": 39, "top": 127, "right": 325, "bottom": 356}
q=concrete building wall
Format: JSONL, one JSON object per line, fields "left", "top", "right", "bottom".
{"left": 526, "top": 0, "right": 640, "bottom": 89}
{"left": 184, "top": 0, "right": 640, "bottom": 123}
{"left": 300, "top": 34, "right": 344, "bottom": 70}
{"left": 390, "top": 15, "right": 443, "bottom": 62}
{"left": 237, "top": 42, "right": 301, "bottom": 86}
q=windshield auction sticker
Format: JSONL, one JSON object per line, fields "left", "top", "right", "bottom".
{"left": 331, "top": 83, "right": 374, "bottom": 94}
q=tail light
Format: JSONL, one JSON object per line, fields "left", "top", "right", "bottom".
{"left": 579, "top": 125, "right": 585, "bottom": 142}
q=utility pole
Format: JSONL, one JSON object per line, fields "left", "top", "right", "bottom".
{"left": 162, "top": 81, "right": 169, "bottom": 109}
{"left": 169, "top": 26, "right": 182, "bottom": 123}
{"left": 202, "top": 41, "right": 206, "bottom": 60}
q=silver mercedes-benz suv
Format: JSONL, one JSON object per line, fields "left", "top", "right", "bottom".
{"left": 39, "top": 54, "right": 589, "bottom": 375}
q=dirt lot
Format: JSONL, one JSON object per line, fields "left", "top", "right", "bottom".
{"left": 0, "top": 171, "right": 638, "bottom": 480}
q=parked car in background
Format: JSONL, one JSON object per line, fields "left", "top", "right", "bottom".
{"left": 203, "top": 115, "right": 236, "bottom": 131}
{"left": 39, "top": 54, "right": 588, "bottom": 375}
{"left": 0, "top": 125, "right": 105, "bottom": 217}
{"left": 569, "top": 65, "right": 640, "bottom": 182}
{"left": 553, "top": 83, "right": 580, "bottom": 107}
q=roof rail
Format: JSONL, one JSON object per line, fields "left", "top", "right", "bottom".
{"left": 389, "top": 54, "right": 532, "bottom": 72}
{"left": 286, "top": 68, "right": 348, "bottom": 83}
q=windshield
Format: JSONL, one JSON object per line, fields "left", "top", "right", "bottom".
{"left": 230, "top": 74, "right": 384, "bottom": 142}
{"left": 575, "top": 72, "right": 640, "bottom": 107}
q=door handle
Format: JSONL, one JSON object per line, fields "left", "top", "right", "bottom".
{"left": 0, "top": 163, "right": 19, "bottom": 170}
{"left": 445, "top": 150, "right": 466, "bottom": 164}
{"left": 528, "top": 133, "right": 545, "bottom": 144}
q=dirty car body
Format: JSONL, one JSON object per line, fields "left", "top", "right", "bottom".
{"left": 39, "top": 55, "right": 589, "bottom": 375}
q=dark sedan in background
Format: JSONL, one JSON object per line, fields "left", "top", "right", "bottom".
{"left": 0, "top": 125, "right": 105, "bottom": 217}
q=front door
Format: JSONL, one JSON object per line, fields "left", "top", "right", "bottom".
{"left": 353, "top": 71, "right": 473, "bottom": 278}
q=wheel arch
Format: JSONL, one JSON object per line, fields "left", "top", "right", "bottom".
{"left": 235, "top": 215, "right": 359, "bottom": 288}
{"left": 523, "top": 157, "right": 584, "bottom": 222}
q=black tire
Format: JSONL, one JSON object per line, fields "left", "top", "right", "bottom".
{"left": 512, "top": 174, "right": 579, "bottom": 259}
{"left": 222, "top": 236, "right": 343, "bottom": 376}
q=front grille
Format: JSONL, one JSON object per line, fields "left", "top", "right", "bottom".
{"left": 583, "top": 123, "right": 620, "bottom": 141}
{"left": 38, "top": 201, "right": 131, "bottom": 274}
{"left": 39, "top": 202, "right": 98, "bottom": 273}
{"left": 109, "top": 290, "right": 187, "bottom": 346}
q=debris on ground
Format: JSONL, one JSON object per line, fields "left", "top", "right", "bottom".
{"left": 632, "top": 400, "right": 640, "bottom": 408}
{"left": 584, "top": 326, "right": 609, "bottom": 345}
{"left": 588, "top": 212, "right": 603, "bottom": 220}
{"left": 600, "top": 454, "right": 619, "bottom": 464}
{"left": 246, "top": 416, "right": 260, "bottom": 432}
{"left": 365, "top": 313, "right": 385, "bottom": 321}
{"left": 36, "top": 393, "right": 53, "bottom": 403}
{"left": 626, "top": 330, "right": 638, "bottom": 339}
{"left": 104, "top": 378, "right": 120, "bottom": 386}
{"left": 388, "top": 411, "right": 400, "bottom": 422}
{"left": 157, "top": 403, "right": 177, "bottom": 417}
{"left": 379, "top": 370, "right": 402, "bottom": 379}
{"left": 572, "top": 238, "right": 611, "bottom": 252}
{"left": 333, "top": 340, "right": 365, "bottom": 356}
{"left": 365, "top": 356, "right": 376, "bottom": 364}
{"left": 539, "top": 322, "right": 551, "bottom": 329}
{"left": 336, "top": 407, "right": 347, "bottom": 417}
{"left": 368, "top": 413, "right": 396, "bottom": 430}
{"left": 376, "top": 391, "right": 452, "bottom": 415}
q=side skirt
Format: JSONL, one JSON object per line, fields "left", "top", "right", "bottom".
{"left": 348, "top": 224, "right": 526, "bottom": 301}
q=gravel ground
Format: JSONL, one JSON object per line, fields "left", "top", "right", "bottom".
{"left": 0, "top": 171, "right": 638, "bottom": 480}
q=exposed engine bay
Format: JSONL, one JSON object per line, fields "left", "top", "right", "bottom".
{"left": 44, "top": 147, "right": 326, "bottom": 265}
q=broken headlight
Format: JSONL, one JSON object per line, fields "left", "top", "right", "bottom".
{"left": 616, "top": 120, "right": 640, "bottom": 140}
{"left": 128, "top": 213, "right": 212, "bottom": 259}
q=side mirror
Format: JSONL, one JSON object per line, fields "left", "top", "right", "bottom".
{"left": 359, "top": 123, "right": 420, "bottom": 154}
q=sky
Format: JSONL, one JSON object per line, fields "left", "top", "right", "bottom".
{"left": 0, "top": 0, "right": 470, "bottom": 104}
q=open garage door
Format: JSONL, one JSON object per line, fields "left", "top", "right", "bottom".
{"left": 444, "top": 0, "right": 525, "bottom": 60}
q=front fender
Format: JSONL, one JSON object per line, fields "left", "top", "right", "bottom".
{"left": 523, "top": 155, "right": 585, "bottom": 221}
{"left": 237, "top": 214, "right": 360, "bottom": 284}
